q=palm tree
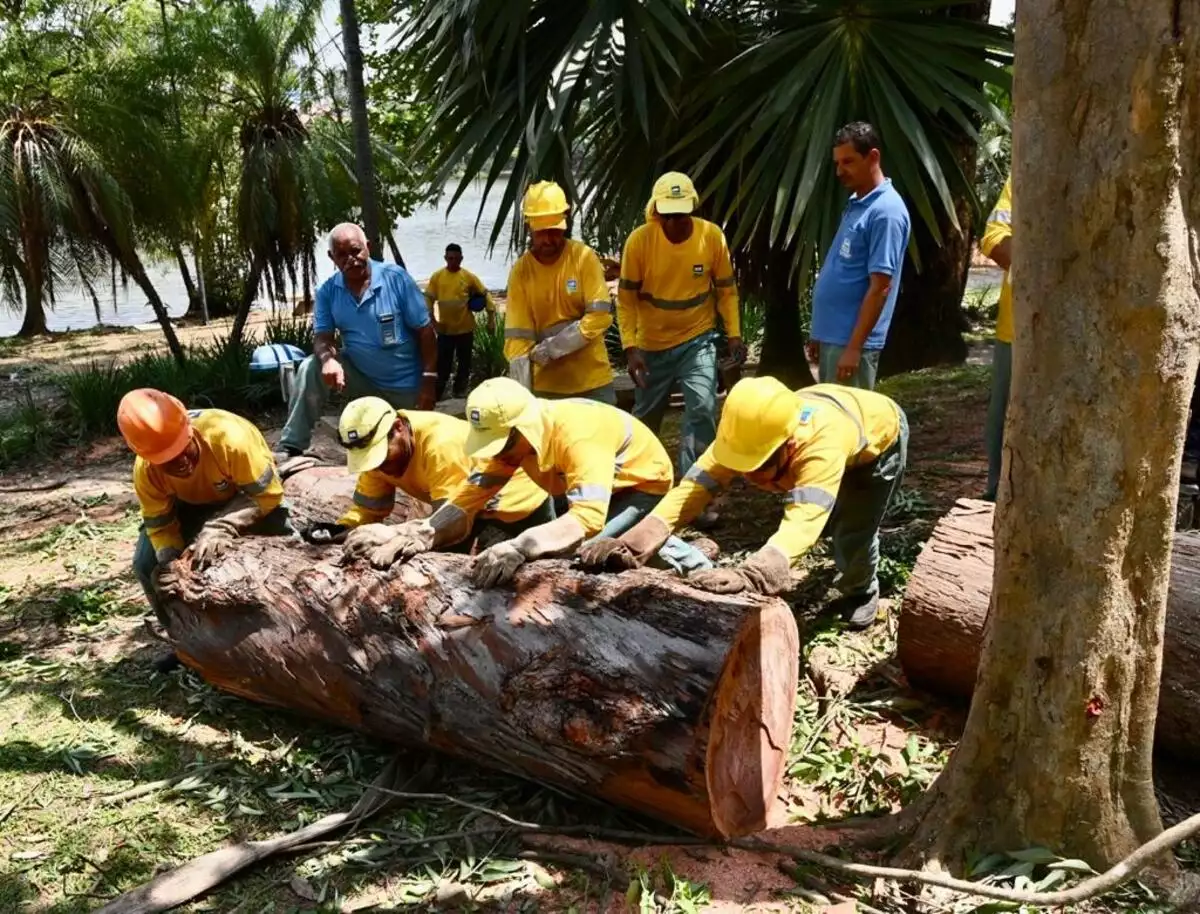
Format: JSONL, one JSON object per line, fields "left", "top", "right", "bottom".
{"left": 399, "top": 0, "right": 1012, "bottom": 384}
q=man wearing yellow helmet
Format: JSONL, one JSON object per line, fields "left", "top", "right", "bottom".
{"left": 618, "top": 172, "right": 743, "bottom": 483}
{"left": 301, "top": 397, "right": 553, "bottom": 567}
{"left": 389, "top": 378, "right": 712, "bottom": 585}
{"left": 579, "top": 377, "right": 907, "bottom": 629}
{"left": 503, "top": 181, "right": 616, "bottom": 402}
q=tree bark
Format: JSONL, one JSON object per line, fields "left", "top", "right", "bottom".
{"left": 174, "top": 244, "right": 199, "bottom": 312}
{"left": 745, "top": 233, "right": 816, "bottom": 390}
{"left": 898, "top": 499, "right": 1200, "bottom": 761}
{"left": 18, "top": 266, "right": 48, "bottom": 337}
{"left": 229, "top": 253, "right": 266, "bottom": 350}
{"left": 904, "top": 0, "right": 1200, "bottom": 870}
{"left": 340, "top": 0, "right": 382, "bottom": 262}
{"left": 158, "top": 468, "right": 801, "bottom": 839}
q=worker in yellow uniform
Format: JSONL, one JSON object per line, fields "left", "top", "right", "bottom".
{"left": 424, "top": 243, "right": 496, "bottom": 401}
{"left": 579, "top": 377, "right": 907, "bottom": 630}
{"left": 504, "top": 181, "right": 615, "bottom": 403}
{"left": 376, "top": 377, "right": 712, "bottom": 584}
{"left": 979, "top": 175, "right": 1013, "bottom": 502}
{"left": 619, "top": 172, "right": 744, "bottom": 480}
{"left": 119, "top": 388, "right": 294, "bottom": 669}
{"left": 300, "top": 397, "right": 553, "bottom": 566}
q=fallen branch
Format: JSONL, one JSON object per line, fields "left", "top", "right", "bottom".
{"left": 98, "top": 763, "right": 229, "bottom": 806}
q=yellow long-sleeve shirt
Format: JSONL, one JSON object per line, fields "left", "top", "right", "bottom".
{"left": 134, "top": 409, "right": 283, "bottom": 553}
{"left": 652, "top": 384, "right": 901, "bottom": 563}
{"left": 503, "top": 240, "right": 614, "bottom": 395}
{"left": 337, "top": 411, "right": 547, "bottom": 530}
{"left": 617, "top": 218, "right": 740, "bottom": 352}
{"left": 446, "top": 399, "right": 672, "bottom": 537}
{"left": 979, "top": 176, "right": 1013, "bottom": 344}
{"left": 424, "top": 267, "right": 494, "bottom": 336}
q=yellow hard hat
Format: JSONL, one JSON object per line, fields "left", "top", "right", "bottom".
{"left": 338, "top": 397, "right": 397, "bottom": 474}
{"left": 647, "top": 171, "right": 698, "bottom": 220}
{"left": 522, "top": 181, "right": 570, "bottom": 231}
{"left": 465, "top": 377, "right": 544, "bottom": 460}
{"left": 713, "top": 377, "right": 800, "bottom": 472}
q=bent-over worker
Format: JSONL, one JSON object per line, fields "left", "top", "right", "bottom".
{"left": 503, "top": 181, "right": 615, "bottom": 403}
{"left": 303, "top": 397, "right": 552, "bottom": 567}
{"left": 394, "top": 377, "right": 712, "bottom": 586}
{"left": 579, "top": 377, "right": 907, "bottom": 629}
{"left": 119, "top": 388, "right": 294, "bottom": 668}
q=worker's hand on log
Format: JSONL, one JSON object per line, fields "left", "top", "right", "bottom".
{"left": 192, "top": 519, "right": 239, "bottom": 571}
{"left": 688, "top": 546, "right": 791, "bottom": 596}
{"left": 302, "top": 522, "right": 349, "bottom": 545}
{"left": 576, "top": 537, "right": 639, "bottom": 571}
{"left": 151, "top": 557, "right": 182, "bottom": 594}
{"left": 342, "top": 524, "right": 396, "bottom": 562}
{"left": 472, "top": 541, "right": 525, "bottom": 587}
{"left": 368, "top": 522, "right": 436, "bottom": 569}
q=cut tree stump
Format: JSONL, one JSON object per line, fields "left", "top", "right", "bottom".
{"left": 160, "top": 467, "right": 800, "bottom": 837}
{"left": 898, "top": 498, "right": 1200, "bottom": 759}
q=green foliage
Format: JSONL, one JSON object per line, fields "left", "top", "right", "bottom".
{"left": 263, "top": 312, "right": 315, "bottom": 352}
{"left": 470, "top": 313, "right": 508, "bottom": 387}
{"left": 627, "top": 859, "right": 712, "bottom": 914}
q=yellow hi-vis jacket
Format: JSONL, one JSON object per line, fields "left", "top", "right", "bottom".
{"left": 617, "top": 218, "right": 740, "bottom": 352}
{"left": 134, "top": 409, "right": 283, "bottom": 553}
{"left": 447, "top": 399, "right": 672, "bottom": 537}
{"left": 424, "top": 267, "right": 494, "bottom": 336}
{"left": 337, "top": 410, "right": 547, "bottom": 528}
{"left": 503, "top": 240, "right": 614, "bottom": 395}
{"left": 651, "top": 384, "right": 901, "bottom": 562}
{"left": 979, "top": 176, "right": 1013, "bottom": 344}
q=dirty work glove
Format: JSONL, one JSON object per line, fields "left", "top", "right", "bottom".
{"left": 151, "top": 550, "right": 183, "bottom": 593}
{"left": 368, "top": 521, "right": 437, "bottom": 569}
{"left": 302, "top": 522, "right": 349, "bottom": 545}
{"left": 577, "top": 516, "right": 670, "bottom": 572}
{"left": 508, "top": 354, "right": 532, "bottom": 390}
{"left": 192, "top": 519, "right": 238, "bottom": 571}
{"left": 530, "top": 322, "right": 587, "bottom": 366}
{"left": 577, "top": 537, "right": 639, "bottom": 571}
{"left": 342, "top": 523, "right": 396, "bottom": 562}
{"left": 472, "top": 541, "right": 526, "bottom": 588}
{"left": 687, "top": 546, "right": 792, "bottom": 596}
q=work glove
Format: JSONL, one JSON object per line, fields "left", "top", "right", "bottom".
{"left": 508, "top": 355, "right": 532, "bottom": 390}
{"left": 576, "top": 537, "right": 639, "bottom": 572}
{"left": 192, "top": 518, "right": 238, "bottom": 571}
{"left": 302, "top": 522, "right": 349, "bottom": 545}
{"left": 472, "top": 541, "right": 526, "bottom": 588}
{"left": 151, "top": 551, "right": 183, "bottom": 594}
{"left": 531, "top": 322, "right": 587, "bottom": 366}
{"left": 367, "top": 521, "right": 437, "bottom": 569}
{"left": 687, "top": 546, "right": 792, "bottom": 596}
{"left": 342, "top": 523, "right": 396, "bottom": 563}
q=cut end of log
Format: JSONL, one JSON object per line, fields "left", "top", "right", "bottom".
{"left": 705, "top": 599, "right": 800, "bottom": 837}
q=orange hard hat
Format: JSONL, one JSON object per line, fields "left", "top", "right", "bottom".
{"left": 117, "top": 388, "right": 192, "bottom": 464}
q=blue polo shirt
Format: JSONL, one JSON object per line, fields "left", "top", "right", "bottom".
{"left": 811, "top": 179, "right": 911, "bottom": 350}
{"left": 314, "top": 261, "right": 431, "bottom": 391}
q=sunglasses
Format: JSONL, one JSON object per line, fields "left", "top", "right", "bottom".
{"left": 339, "top": 413, "right": 391, "bottom": 450}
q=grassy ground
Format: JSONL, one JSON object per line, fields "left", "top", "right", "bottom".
{"left": 0, "top": 348, "right": 1191, "bottom": 913}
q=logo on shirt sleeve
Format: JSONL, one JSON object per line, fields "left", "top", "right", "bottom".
{"left": 566, "top": 279, "right": 578, "bottom": 293}
{"left": 799, "top": 406, "right": 816, "bottom": 424}
{"left": 692, "top": 264, "right": 704, "bottom": 276}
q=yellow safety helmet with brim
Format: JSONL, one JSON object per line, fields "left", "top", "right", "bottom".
{"left": 712, "top": 377, "right": 801, "bottom": 473}
{"left": 338, "top": 396, "right": 397, "bottom": 475}
{"left": 465, "top": 377, "right": 544, "bottom": 461}
{"left": 522, "top": 181, "right": 570, "bottom": 232}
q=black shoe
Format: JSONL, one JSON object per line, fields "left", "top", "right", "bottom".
{"left": 828, "top": 592, "right": 880, "bottom": 630}
{"left": 153, "top": 651, "right": 182, "bottom": 673}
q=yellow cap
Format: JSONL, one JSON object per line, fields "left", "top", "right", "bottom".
{"left": 523, "top": 181, "right": 570, "bottom": 231}
{"left": 712, "top": 377, "right": 800, "bottom": 472}
{"left": 649, "top": 171, "right": 698, "bottom": 217}
{"left": 465, "top": 378, "right": 543, "bottom": 460}
{"left": 338, "top": 397, "right": 397, "bottom": 474}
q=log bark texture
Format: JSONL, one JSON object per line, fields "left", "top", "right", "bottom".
{"left": 899, "top": 499, "right": 1200, "bottom": 761}
{"left": 161, "top": 469, "right": 800, "bottom": 838}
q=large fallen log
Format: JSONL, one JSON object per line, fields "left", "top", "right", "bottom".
{"left": 159, "top": 468, "right": 800, "bottom": 838}
{"left": 898, "top": 498, "right": 1200, "bottom": 759}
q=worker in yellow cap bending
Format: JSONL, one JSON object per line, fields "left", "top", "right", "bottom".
{"left": 301, "top": 397, "right": 553, "bottom": 566}
{"left": 117, "top": 388, "right": 294, "bottom": 669}
{"left": 503, "top": 181, "right": 616, "bottom": 403}
{"left": 380, "top": 377, "right": 712, "bottom": 584}
{"left": 618, "top": 172, "right": 744, "bottom": 495}
{"left": 579, "top": 377, "right": 907, "bottom": 629}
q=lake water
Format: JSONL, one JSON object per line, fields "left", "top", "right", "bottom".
{"left": 0, "top": 179, "right": 519, "bottom": 337}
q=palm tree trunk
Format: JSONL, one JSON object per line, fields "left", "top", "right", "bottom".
{"left": 386, "top": 229, "right": 406, "bottom": 269}
{"left": 18, "top": 276, "right": 48, "bottom": 337}
{"left": 126, "top": 254, "right": 187, "bottom": 365}
{"left": 175, "top": 244, "right": 201, "bottom": 316}
{"left": 340, "top": 0, "right": 383, "bottom": 261}
{"left": 740, "top": 228, "right": 816, "bottom": 389}
{"left": 229, "top": 253, "right": 267, "bottom": 349}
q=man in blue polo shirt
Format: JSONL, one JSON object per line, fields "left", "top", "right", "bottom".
{"left": 808, "top": 122, "right": 911, "bottom": 390}
{"left": 278, "top": 223, "right": 439, "bottom": 457}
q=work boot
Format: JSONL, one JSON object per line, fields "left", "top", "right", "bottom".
{"left": 272, "top": 446, "right": 302, "bottom": 465}
{"left": 829, "top": 592, "right": 880, "bottom": 630}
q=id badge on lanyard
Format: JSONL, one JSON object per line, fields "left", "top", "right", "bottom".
{"left": 379, "top": 312, "right": 398, "bottom": 347}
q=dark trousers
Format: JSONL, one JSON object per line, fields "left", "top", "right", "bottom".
{"left": 437, "top": 333, "right": 474, "bottom": 399}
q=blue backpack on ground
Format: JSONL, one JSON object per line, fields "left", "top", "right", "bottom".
{"left": 250, "top": 343, "right": 307, "bottom": 372}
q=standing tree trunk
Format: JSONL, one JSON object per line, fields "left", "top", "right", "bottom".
{"left": 174, "top": 244, "right": 199, "bottom": 314}
{"left": 17, "top": 259, "right": 48, "bottom": 337}
{"left": 743, "top": 230, "right": 817, "bottom": 390}
{"left": 340, "top": 0, "right": 382, "bottom": 262}
{"left": 229, "top": 253, "right": 267, "bottom": 350}
{"left": 905, "top": 0, "right": 1200, "bottom": 870}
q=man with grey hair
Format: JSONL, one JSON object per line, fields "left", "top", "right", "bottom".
{"left": 277, "top": 224, "right": 439, "bottom": 457}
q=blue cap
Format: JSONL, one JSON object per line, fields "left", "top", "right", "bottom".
{"left": 467, "top": 292, "right": 488, "bottom": 313}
